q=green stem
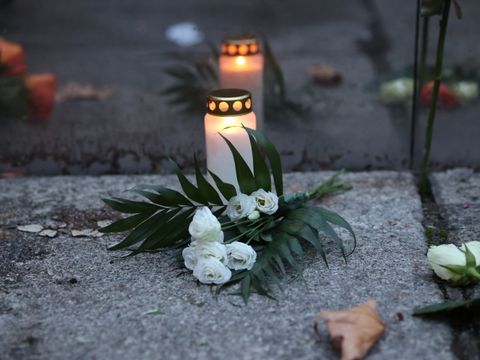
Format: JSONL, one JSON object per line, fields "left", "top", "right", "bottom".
{"left": 224, "top": 219, "right": 268, "bottom": 244}
{"left": 419, "top": 0, "right": 451, "bottom": 196}
{"left": 419, "top": 16, "right": 430, "bottom": 86}
{"left": 468, "top": 267, "right": 480, "bottom": 281}
{"left": 222, "top": 219, "right": 253, "bottom": 230}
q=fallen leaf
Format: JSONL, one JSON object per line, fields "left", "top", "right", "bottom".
{"left": 314, "top": 299, "right": 384, "bottom": 360}
{"left": 310, "top": 64, "right": 342, "bottom": 86}
{"left": 17, "top": 224, "right": 43, "bottom": 233}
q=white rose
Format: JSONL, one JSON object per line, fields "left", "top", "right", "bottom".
{"left": 251, "top": 189, "right": 279, "bottom": 215}
{"left": 193, "top": 258, "right": 231, "bottom": 284}
{"left": 452, "top": 81, "right": 479, "bottom": 103}
{"left": 380, "top": 78, "right": 414, "bottom": 105}
{"left": 196, "top": 242, "right": 228, "bottom": 265}
{"left": 188, "top": 207, "right": 222, "bottom": 242}
{"left": 226, "top": 241, "right": 257, "bottom": 270}
{"left": 226, "top": 193, "right": 256, "bottom": 221}
{"left": 182, "top": 244, "right": 197, "bottom": 270}
{"left": 427, "top": 244, "right": 465, "bottom": 281}
{"left": 460, "top": 241, "right": 480, "bottom": 265}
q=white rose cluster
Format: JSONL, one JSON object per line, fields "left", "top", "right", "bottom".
{"left": 427, "top": 241, "right": 480, "bottom": 285}
{"left": 226, "top": 188, "right": 279, "bottom": 221}
{"left": 182, "top": 207, "right": 257, "bottom": 285}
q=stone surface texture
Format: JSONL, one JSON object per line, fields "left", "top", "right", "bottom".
{"left": 1, "top": 0, "right": 480, "bottom": 175}
{"left": 0, "top": 172, "right": 453, "bottom": 359}
{"left": 430, "top": 169, "right": 480, "bottom": 243}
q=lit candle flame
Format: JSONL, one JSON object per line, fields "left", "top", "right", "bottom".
{"left": 235, "top": 56, "right": 246, "bottom": 66}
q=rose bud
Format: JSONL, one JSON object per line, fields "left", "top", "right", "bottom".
{"left": 0, "top": 37, "right": 27, "bottom": 76}
{"left": 24, "top": 73, "right": 56, "bottom": 120}
{"left": 427, "top": 243, "right": 480, "bottom": 285}
{"left": 420, "top": 81, "right": 459, "bottom": 109}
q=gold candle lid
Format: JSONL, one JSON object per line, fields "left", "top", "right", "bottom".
{"left": 206, "top": 89, "right": 252, "bottom": 116}
{"left": 221, "top": 35, "right": 260, "bottom": 56}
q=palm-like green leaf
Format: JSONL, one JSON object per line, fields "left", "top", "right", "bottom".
{"left": 246, "top": 130, "right": 271, "bottom": 191}
{"left": 194, "top": 154, "right": 223, "bottom": 205}
{"left": 243, "top": 127, "right": 283, "bottom": 195}
{"left": 222, "top": 200, "right": 355, "bottom": 302}
{"left": 208, "top": 171, "right": 237, "bottom": 200}
{"left": 219, "top": 133, "right": 256, "bottom": 194}
{"left": 101, "top": 160, "right": 230, "bottom": 253}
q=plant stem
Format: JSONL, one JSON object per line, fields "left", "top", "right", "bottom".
{"left": 468, "top": 268, "right": 480, "bottom": 281}
{"left": 222, "top": 219, "right": 253, "bottom": 230}
{"left": 409, "top": 0, "right": 421, "bottom": 169}
{"left": 419, "top": 0, "right": 451, "bottom": 195}
{"left": 419, "top": 16, "right": 430, "bottom": 86}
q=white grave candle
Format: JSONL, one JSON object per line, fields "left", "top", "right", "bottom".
{"left": 219, "top": 35, "right": 264, "bottom": 131}
{"left": 204, "top": 89, "right": 256, "bottom": 190}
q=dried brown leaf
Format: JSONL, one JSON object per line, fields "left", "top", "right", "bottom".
{"left": 310, "top": 64, "right": 342, "bottom": 86}
{"left": 314, "top": 299, "right": 384, "bottom": 360}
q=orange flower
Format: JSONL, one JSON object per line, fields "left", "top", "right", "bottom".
{"left": 24, "top": 74, "right": 56, "bottom": 119}
{"left": 421, "top": 80, "right": 459, "bottom": 109}
{"left": 0, "top": 37, "right": 27, "bottom": 76}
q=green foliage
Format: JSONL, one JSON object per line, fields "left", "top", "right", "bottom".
{"left": 220, "top": 203, "right": 356, "bottom": 302}
{"left": 101, "top": 127, "right": 355, "bottom": 301}
{"left": 161, "top": 61, "right": 217, "bottom": 113}
{"left": 161, "top": 38, "right": 311, "bottom": 122}
{"left": 414, "top": 297, "right": 480, "bottom": 316}
{"left": 100, "top": 170, "right": 227, "bottom": 254}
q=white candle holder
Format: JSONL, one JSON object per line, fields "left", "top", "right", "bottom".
{"left": 219, "top": 35, "right": 264, "bottom": 131}
{"left": 204, "top": 89, "right": 257, "bottom": 190}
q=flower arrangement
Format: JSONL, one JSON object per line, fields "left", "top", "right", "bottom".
{"left": 379, "top": 76, "right": 478, "bottom": 109}
{"left": 0, "top": 37, "right": 56, "bottom": 120}
{"left": 100, "top": 127, "right": 356, "bottom": 301}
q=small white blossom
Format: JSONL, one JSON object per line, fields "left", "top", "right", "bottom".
{"left": 248, "top": 210, "right": 260, "bottom": 221}
{"left": 188, "top": 207, "right": 222, "bottom": 242}
{"left": 226, "top": 241, "right": 257, "bottom": 270}
{"left": 251, "top": 189, "right": 279, "bottom": 215}
{"left": 226, "top": 194, "right": 256, "bottom": 221}
{"left": 427, "top": 244, "right": 465, "bottom": 282}
{"left": 193, "top": 258, "right": 231, "bottom": 284}
{"left": 196, "top": 242, "right": 228, "bottom": 265}
{"left": 182, "top": 244, "right": 197, "bottom": 270}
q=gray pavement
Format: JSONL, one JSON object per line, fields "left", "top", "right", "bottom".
{"left": 1, "top": 0, "right": 479, "bottom": 175}
{"left": 0, "top": 171, "right": 454, "bottom": 360}
{"left": 430, "top": 169, "right": 480, "bottom": 244}
{"left": 429, "top": 169, "right": 480, "bottom": 360}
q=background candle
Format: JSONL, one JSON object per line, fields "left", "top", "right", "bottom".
{"left": 204, "top": 89, "right": 256, "bottom": 190}
{"left": 219, "top": 35, "right": 264, "bottom": 131}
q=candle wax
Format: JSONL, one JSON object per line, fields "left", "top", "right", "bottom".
{"left": 204, "top": 112, "right": 256, "bottom": 193}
